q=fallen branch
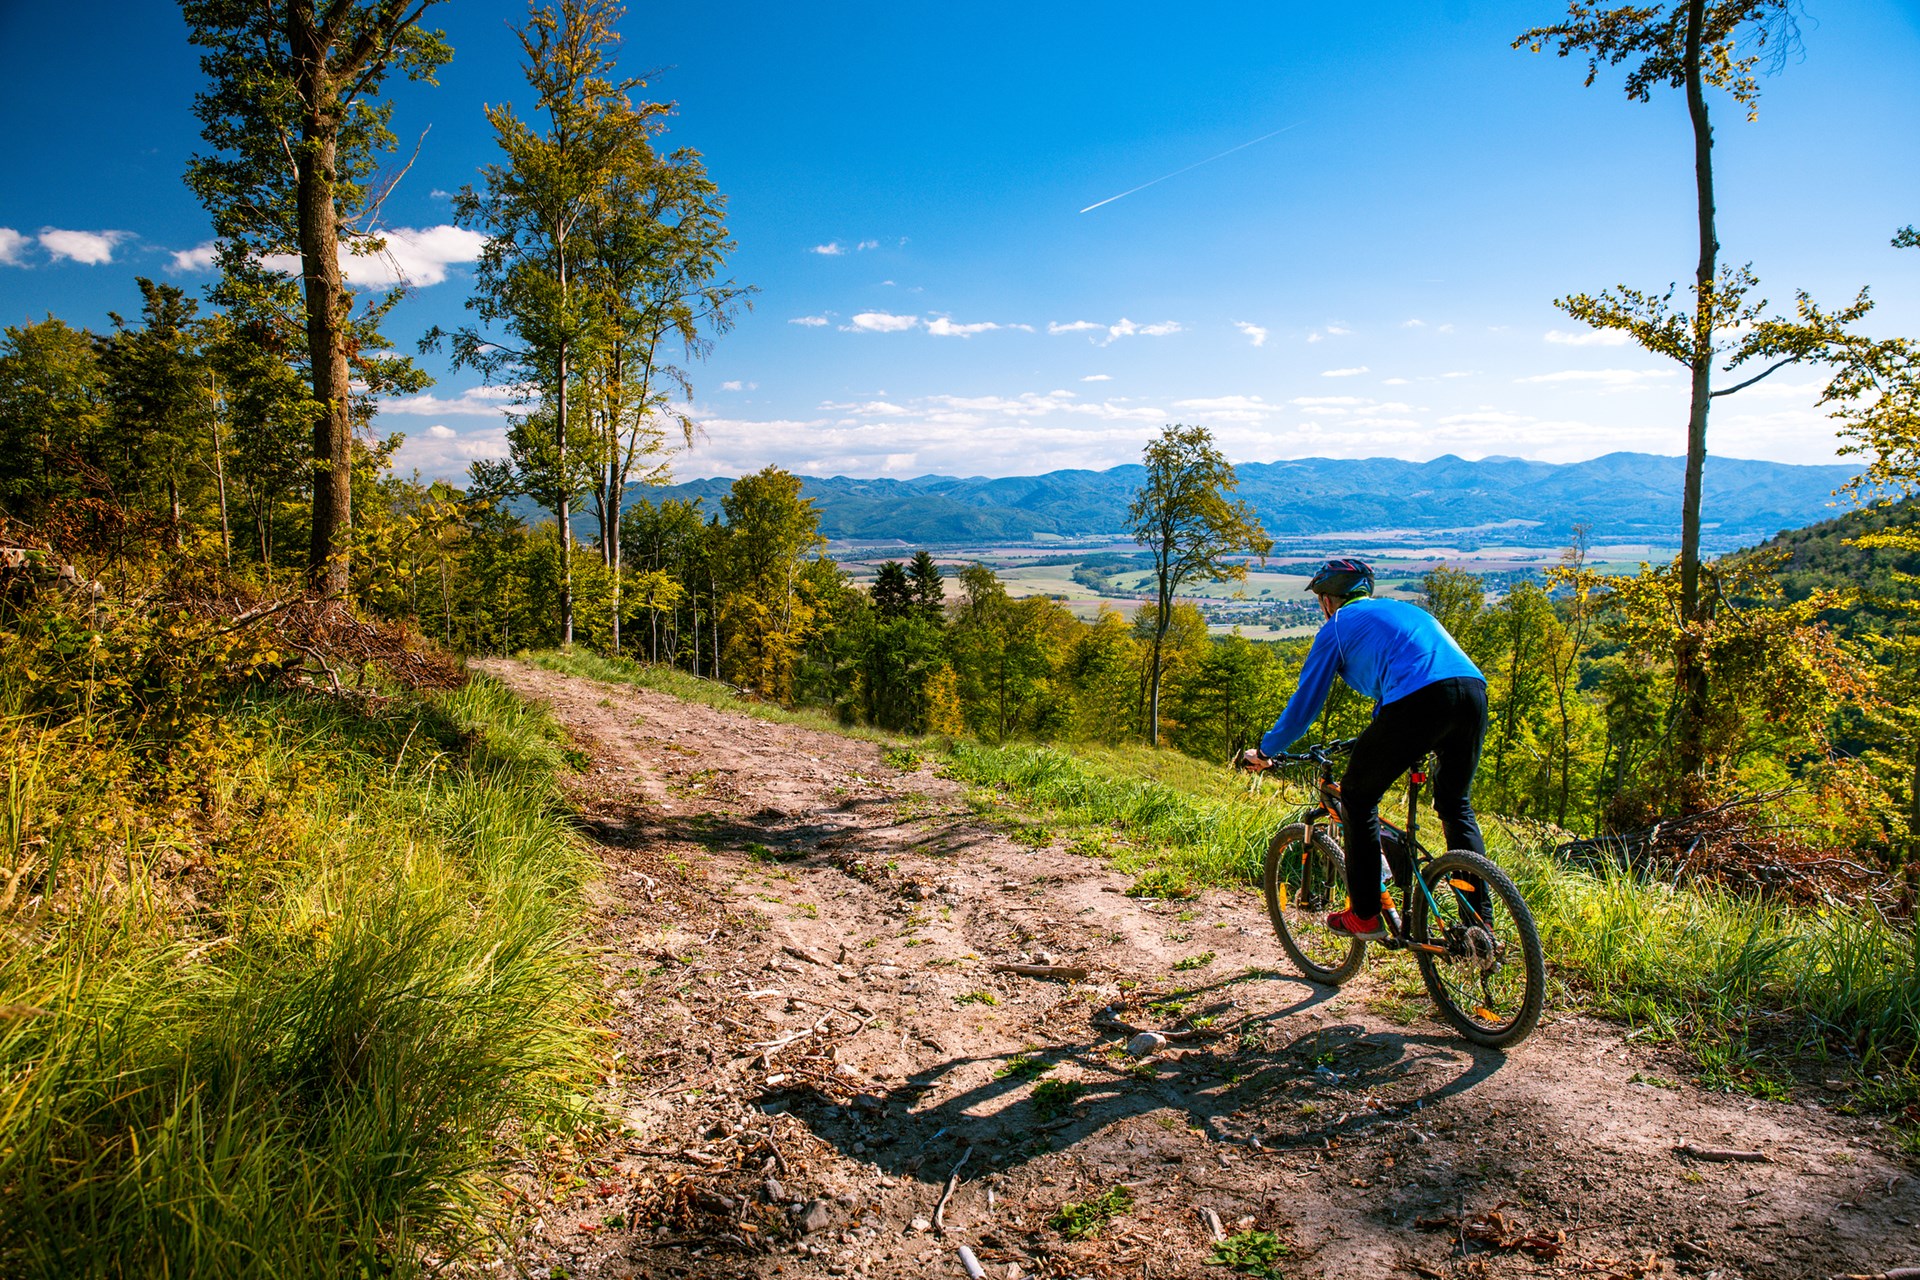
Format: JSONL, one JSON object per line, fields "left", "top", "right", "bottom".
{"left": 1673, "top": 1142, "right": 1770, "bottom": 1163}
{"left": 932, "top": 1145, "right": 973, "bottom": 1235}
{"left": 990, "top": 961, "right": 1090, "bottom": 981}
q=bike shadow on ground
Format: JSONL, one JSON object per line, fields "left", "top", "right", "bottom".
{"left": 762, "top": 970, "right": 1516, "bottom": 1186}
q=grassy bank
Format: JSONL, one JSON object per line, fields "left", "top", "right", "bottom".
{"left": 1, "top": 626, "right": 594, "bottom": 1276}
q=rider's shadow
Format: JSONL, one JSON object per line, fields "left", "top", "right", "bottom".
{"left": 763, "top": 974, "right": 1512, "bottom": 1185}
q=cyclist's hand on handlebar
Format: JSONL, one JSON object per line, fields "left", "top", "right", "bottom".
{"left": 1236, "top": 747, "right": 1273, "bottom": 773}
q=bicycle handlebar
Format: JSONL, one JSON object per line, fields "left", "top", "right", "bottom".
{"left": 1238, "top": 737, "right": 1358, "bottom": 771}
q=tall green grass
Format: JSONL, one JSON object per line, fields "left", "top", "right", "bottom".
{"left": 937, "top": 738, "right": 1917, "bottom": 1073}
{"left": 0, "top": 673, "right": 593, "bottom": 1278}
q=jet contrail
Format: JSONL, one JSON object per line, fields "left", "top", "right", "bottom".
{"left": 1079, "top": 123, "right": 1302, "bottom": 214}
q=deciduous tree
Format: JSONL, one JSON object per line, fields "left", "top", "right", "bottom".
{"left": 183, "top": 0, "right": 449, "bottom": 596}
{"left": 1126, "top": 424, "right": 1271, "bottom": 746}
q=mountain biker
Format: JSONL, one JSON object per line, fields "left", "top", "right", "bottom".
{"left": 1239, "top": 558, "right": 1488, "bottom": 941}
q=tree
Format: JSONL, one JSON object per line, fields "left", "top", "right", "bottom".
{"left": 581, "top": 113, "right": 749, "bottom": 655}
{"left": 1516, "top": 1, "right": 1819, "bottom": 779}
{"left": 183, "top": 0, "right": 449, "bottom": 596}
{"left": 1126, "top": 424, "right": 1271, "bottom": 746}
{"left": 720, "top": 467, "right": 822, "bottom": 699}
{"left": 908, "top": 550, "right": 946, "bottom": 620}
{"left": 94, "top": 279, "right": 208, "bottom": 546}
{"left": 870, "top": 560, "right": 913, "bottom": 619}
{"left": 432, "top": 0, "right": 635, "bottom": 648}
{"left": 0, "top": 317, "right": 102, "bottom": 521}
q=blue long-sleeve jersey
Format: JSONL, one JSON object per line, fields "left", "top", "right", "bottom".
{"left": 1259, "top": 597, "right": 1483, "bottom": 757}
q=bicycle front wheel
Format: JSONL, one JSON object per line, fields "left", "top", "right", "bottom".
{"left": 1263, "top": 823, "right": 1365, "bottom": 985}
{"left": 1407, "top": 850, "right": 1545, "bottom": 1048}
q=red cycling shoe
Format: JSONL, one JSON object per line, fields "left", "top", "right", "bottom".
{"left": 1324, "top": 908, "right": 1387, "bottom": 941}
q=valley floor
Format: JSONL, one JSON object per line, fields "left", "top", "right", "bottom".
{"left": 474, "top": 658, "right": 1914, "bottom": 1280}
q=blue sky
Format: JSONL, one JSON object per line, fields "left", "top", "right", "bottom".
{"left": 3, "top": 1, "right": 1918, "bottom": 482}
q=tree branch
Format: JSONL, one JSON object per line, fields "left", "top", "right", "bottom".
{"left": 1710, "top": 354, "right": 1801, "bottom": 398}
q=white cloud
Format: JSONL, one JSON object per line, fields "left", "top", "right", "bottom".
{"left": 1289, "top": 395, "right": 1367, "bottom": 408}
{"left": 790, "top": 315, "right": 830, "bottom": 327}
{"left": 261, "top": 225, "right": 484, "bottom": 287}
{"left": 1545, "top": 328, "right": 1630, "bottom": 347}
{"left": 1324, "top": 322, "right": 1352, "bottom": 336}
{"left": 1515, "top": 368, "right": 1677, "bottom": 387}
{"left": 1437, "top": 323, "right": 1456, "bottom": 334}
{"left": 1441, "top": 370, "right": 1475, "bottom": 379}
{"left": 1401, "top": 318, "right": 1425, "bottom": 328}
{"left": 393, "top": 423, "right": 510, "bottom": 475}
{"left": 1104, "top": 318, "right": 1180, "bottom": 342}
{"left": 856, "top": 239, "right": 880, "bottom": 251}
{"left": 1233, "top": 320, "right": 1268, "bottom": 347}
{"left": 1048, "top": 318, "right": 1179, "bottom": 344}
{"left": 1082, "top": 374, "right": 1112, "bottom": 382}
{"left": 1321, "top": 366, "right": 1369, "bottom": 378}
{"left": 1382, "top": 377, "right": 1410, "bottom": 386}
{"left": 1173, "top": 394, "right": 1272, "bottom": 424}
{"left": 0, "top": 227, "right": 26, "bottom": 266}
{"left": 169, "top": 241, "right": 217, "bottom": 273}
{"left": 846, "top": 311, "right": 920, "bottom": 333}
{"left": 721, "top": 380, "right": 743, "bottom": 391}
{"left": 382, "top": 384, "right": 526, "bottom": 417}
{"left": 38, "top": 228, "right": 131, "bottom": 265}
{"left": 810, "top": 242, "right": 846, "bottom": 255}
{"left": 926, "top": 317, "right": 1001, "bottom": 337}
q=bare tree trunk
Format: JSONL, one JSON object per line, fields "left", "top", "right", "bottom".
{"left": 208, "top": 369, "right": 232, "bottom": 569}
{"left": 292, "top": 65, "right": 355, "bottom": 599}
{"left": 1676, "top": 0, "right": 1716, "bottom": 783}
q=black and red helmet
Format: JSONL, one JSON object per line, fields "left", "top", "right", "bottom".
{"left": 1306, "top": 558, "right": 1374, "bottom": 600}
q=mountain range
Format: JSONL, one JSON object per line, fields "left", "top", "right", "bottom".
{"left": 611, "top": 453, "right": 1858, "bottom": 551}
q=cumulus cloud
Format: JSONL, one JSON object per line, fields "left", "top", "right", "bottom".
{"left": 1172, "top": 394, "right": 1272, "bottom": 424}
{"left": 1233, "top": 320, "right": 1268, "bottom": 347}
{"left": 845, "top": 311, "right": 920, "bottom": 333}
{"left": 170, "top": 241, "right": 217, "bottom": 273}
{"left": 1047, "top": 318, "right": 1179, "bottom": 344}
{"left": 260, "top": 225, "right": 485, "bottom": 287}
{"left": 382, "top": 384, "right": 526, "bottom": 417}
{"left": 1048, "top": 320, "right": 1104, "bottom": 335}
{"left": 393, "top": 423, "right": 510, "bottom": 475}
{"left": 1324, "top": 322, "right": 1352, "bottom": 336}
{"left": 1515, "top": 368, "right": 1677, "bottom": 388}
{"left": 0, "top": 227, "right": 26, "bottom": 266}
{"left": 426, "top": 424, "right": 457, "bottom": 439}
{"left": 810, "top": 242, "right": 847, "bottom": 255}
{"left": 1401, "top": 318, "right": 1425, "bottom": 328}
{"left": 789, "top": 315, "right": 830, "bottom": 327}
{"left": 39, "top": 228, "right": 131, "bottom": 265}
{"left": 1082, "top": 374, "right": 1112, "bottom": 382}
{"left": 856, "top": 239, "right": 880, "bottom": 251}
{"left": 1545, "top": 328, "right": 1630, "bottom": 347}
{"left": 1320, "top": 366, "right": 1369, "bottom": 378}
{"left": 926, "top": 317, "right": 1001, "bottom": 337}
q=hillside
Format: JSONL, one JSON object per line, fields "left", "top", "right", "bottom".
{"left": 609, "top": 452, "right": 1856, "bottom": 550}
{"left": 1737, "top": 497, "right": 1920, "bottom": 632}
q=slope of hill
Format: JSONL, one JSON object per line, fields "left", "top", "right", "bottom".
{"left": 612, "top": 453, "right": 1856, "bottom": 550}
{"left": 1735, "top": 496, "right": 1919, "bottom": 632}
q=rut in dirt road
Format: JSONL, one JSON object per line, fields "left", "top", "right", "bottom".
{"left": 475, "top": 658, "right": 1916, "bottom": 1280}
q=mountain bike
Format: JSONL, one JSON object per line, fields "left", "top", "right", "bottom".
{"left": 1251, "top": 739, "right": 1545, "bottom": 1048}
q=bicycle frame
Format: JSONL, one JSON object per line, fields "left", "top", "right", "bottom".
{"left": 1289, "top": 744, "right": 1470, "bottom": 949}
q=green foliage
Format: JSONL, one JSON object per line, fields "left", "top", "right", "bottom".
{"left": 0, "top": 596, "right": 591, "bottom": 1276}
{"left": 1030, "top": 1077, "right": 1088, "bottom": 1122}
{"left": 1210, "top": 1228, "right": 1292, "bottom": 1277}
{"left": 1049, "top": 1183, "right": 1132, "bottom": 1239}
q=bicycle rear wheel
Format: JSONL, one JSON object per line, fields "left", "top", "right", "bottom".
{"left": 1407, "top": 850, "right": 1544, "bottom": 1048}
{"left": 1263, "top": 823, "right": 1365, "bottom": 984}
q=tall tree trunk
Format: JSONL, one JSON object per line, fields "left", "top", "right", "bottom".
{"left": 209, "top": 369, "right": 231, "bottom": 570}
{"left": 1676, "top": 0, "right": 1716, "bottom": 783}
{"left": 293, "top": 80, "right": 355, "bottom": 598}
{"left": 558, "top": 338, "right": 574, "bottom": 648}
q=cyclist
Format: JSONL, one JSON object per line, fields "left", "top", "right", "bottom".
{"left": 1239, "top": 558, "right": 1488, "bottom": 941}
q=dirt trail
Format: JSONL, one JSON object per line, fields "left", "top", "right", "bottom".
{"left": 474, "top": 658, "right": 1914, "bottom": 1280}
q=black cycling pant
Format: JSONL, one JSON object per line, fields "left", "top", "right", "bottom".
{"left": 1340, "top": 676, "right": 1488, "bottom": 917}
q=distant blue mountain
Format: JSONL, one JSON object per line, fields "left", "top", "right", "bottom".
{"left": 540, "top": 452, "right": 1857, "bottom": 551}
